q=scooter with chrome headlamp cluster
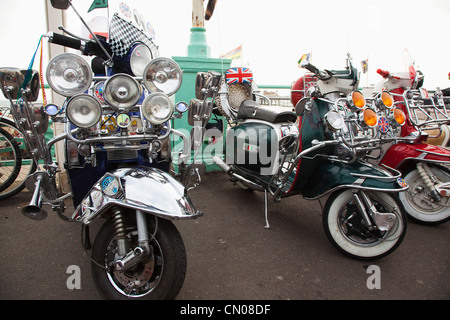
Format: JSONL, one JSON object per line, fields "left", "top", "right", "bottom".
{"left": 0, "top": 0, "right": 204, "bottom": 300}
{"left": 194, "top": 57, "right": 408, "bottom": 260}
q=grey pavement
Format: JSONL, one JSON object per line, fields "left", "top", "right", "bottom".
{"left": 0, "top": 172, "right": 449, "bottom": 300}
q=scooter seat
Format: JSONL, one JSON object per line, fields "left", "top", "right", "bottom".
{"left": 237, "top": 100, "right": 298, "bottom": 123}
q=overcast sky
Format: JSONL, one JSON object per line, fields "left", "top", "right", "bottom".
{"left": 1, "top": 0, "right": 450, "bottom": 91}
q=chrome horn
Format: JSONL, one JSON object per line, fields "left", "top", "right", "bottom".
{"left": 21, "top": 172, "right": 49, "bottom": 220}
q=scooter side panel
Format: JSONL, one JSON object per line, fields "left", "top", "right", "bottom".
{"left": 301, "top": 161, "right": 407, "bottom": 199}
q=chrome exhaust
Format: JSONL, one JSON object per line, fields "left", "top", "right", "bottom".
{"left": 212, "top": 156, "right": 265, "bottom": 191}
{"left": 22, "top": 174, "right": 48, "bottom": 220}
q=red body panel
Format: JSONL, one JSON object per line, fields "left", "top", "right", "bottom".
{"left": 381, "top": 142, "right": 450, "bottom": 169}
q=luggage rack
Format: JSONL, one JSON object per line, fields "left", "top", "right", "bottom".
{"left": 400, "top": 88, "right": 450, "bottom": 130}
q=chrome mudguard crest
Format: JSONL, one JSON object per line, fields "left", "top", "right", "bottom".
{"left": 72, "top": 167, "right": 202, "bottom": 224}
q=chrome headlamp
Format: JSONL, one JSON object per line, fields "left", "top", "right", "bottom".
{"left": 143, "top": 57, "right": 182, "bottom": 96}
{"left": 130, "top": 43, "right": 153, "bottom": 76}
{"left": 67, "top": 94, "right": 102, "bottom": 128}
{"left": 103, "top": 74, "right": 142, "bottom": 109}
{"left": 141, "top": 92, "right": 174, "bottom": 125}
{"left": 46, "top": 53, "right": 93, "bottom": 97}
{"left": 324, "top": 110, "right": 344, "bottom": 131}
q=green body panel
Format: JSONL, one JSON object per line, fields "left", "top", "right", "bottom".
{"left": 301, "top": 161, "right": 403, "bottom": 199}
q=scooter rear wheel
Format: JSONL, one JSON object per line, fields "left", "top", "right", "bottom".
{"left": 323, "top": 189, "right": 407, "bottom": 260}
{"left": 399, "top": 167, "right": 450, "bottom": 225}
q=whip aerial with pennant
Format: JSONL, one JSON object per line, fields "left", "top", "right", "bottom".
{"left": 88, "top": 0, "right": 108, "bottom": 12}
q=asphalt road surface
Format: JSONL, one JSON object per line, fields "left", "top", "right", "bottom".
{"left": 0, "top": 172, "right": 449, "bottom": 300}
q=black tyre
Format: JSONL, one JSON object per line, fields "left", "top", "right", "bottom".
{"left": 91, "top": 214, "right": 187, "bottom": 300}
{"left": 0, "top": 118, "right": 37, "bottom": 200}
{"left": 0, "top": 127, "right": 22, "bottom": 193}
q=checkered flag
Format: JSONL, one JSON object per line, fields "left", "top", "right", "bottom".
{"left": 109, "top": 13, "right": 156, "bottom": 57}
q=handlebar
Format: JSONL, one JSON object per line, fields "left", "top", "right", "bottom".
{"left": 47, "top": 32, "right": 111, "bottom": 60}
{"left": 377, "top": 69, "right": 390, "bottom": 79}
{"left": 49, "top": 32, "right": 83, "bottom": 51}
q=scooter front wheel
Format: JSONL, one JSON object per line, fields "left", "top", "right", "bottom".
{"left": 91, "top": 215, "right": 187, "bottom": 300}
{"left": 399, "top": 167, "right": 450, "bottom": 225}
{"left": 323, "top": 189, "right": 407, "bottom": 260}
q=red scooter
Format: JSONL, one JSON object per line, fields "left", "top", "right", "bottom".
{"left": 373, "top": 60, "right": 450, "bottom": 225}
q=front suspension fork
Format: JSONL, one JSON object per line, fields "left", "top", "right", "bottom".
{"left": 352, "top": 190, "right": 396, "bottom": 232}
{"left": 113, "top": 208, "right": 154, "bottom": 272}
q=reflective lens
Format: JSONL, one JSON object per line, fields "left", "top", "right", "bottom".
{"left": 393, "top": 107, "right": 406, "bottom": 125}
{"left": 175, "top": 101, "right": 188, "bottom": 113}
{"left": 45, "top": 104, "right": 59, "bottom": 116}
{"left": 352, "top": 91, "right": 366, "bottom": 109}
{"left": 141, "top": 92, "right": 174, "bottom": 125}
{"left": 324, "top": 110, "right": 344, "bottom": 130}
{"left": 381, "top": 91, "right": 394, "bottom": 108}
{"left": 130, "top": 44, "right": 153, "bottom": 76}
{"left": 143, "top": 58, "right": 182, "bottom": 96}
{"left": 104, "top": 74, "right": 141, "bottom": 109}
{"left": 46, "top": 53, "right": 93, "bottom": 97}
{"left": 67, "top": 94, "right": 102, "bottom": 128}
{"left": 363, "top": 108, "right": 378, "bottom": 127}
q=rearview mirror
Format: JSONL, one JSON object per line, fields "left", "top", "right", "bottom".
{"left": 295, "top": 97, "right": 312, "bottom": 116}
{"left": 50, "top": 0, "right": 71, "bottom": 10}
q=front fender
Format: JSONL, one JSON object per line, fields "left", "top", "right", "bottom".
{"left": 302, "top": 161, "right": 408, "bottom": 199}
{"left": 72, "top": 167, "right": 202, "bottom": 224}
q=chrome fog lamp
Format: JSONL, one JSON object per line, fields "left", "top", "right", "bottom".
{"left": 141, "top": 92, "right": 174, "bottom": 125}
{"left": 130, "top": 43, "right": 153, "bottom": 76}
{"left": 67, "top": 94, "right": 102, "bottom": 128}
{"left": 324, "top": 110, "right": 344, "bottom": 130}
{"left": 350, "top": 90, "right": 366, "bottom": 109}
{"left": 46, "top": 53, "right": 93, "bottom": 97}
{"left": 392, "top": 107, "right": 406, "bottom": 126}
{"left": 103, "top": 74, "right": 141, "bottom": 109}
{"left": 376, "top": 91, "right": 394, "bottom": 109}
{"left": 362, "top": 108, "right": 378, "bottom": 128}
{"left": 143, "top": 57, "right": 182, "bottom": 96}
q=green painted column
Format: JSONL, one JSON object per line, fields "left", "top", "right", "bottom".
{"left": 172, "top": 27, "right": 231, "bottom": 173}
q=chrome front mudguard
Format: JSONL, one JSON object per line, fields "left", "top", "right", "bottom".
{"left": 72, "top": 167, "right": 203, "bottom": 225}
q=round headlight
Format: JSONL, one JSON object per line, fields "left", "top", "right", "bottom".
{"left": 363, "top": 108, "right": 378, "bottom": 127}
{"left": 393, "top": 107, "right": 406, "bottom": 126}
{"left": 380, "top": 91, "right": 394, "bottom": 108}
{"left": 67, "top": 94, "right": 102, "bottom": 128}
{"left": 324, "top": 110, "right": 344, "bottom": 130}
{"left": 130, "top": 43, "right": 153, "bottom": 77}
{"left": 103, "top": 74, "right": 141, "bottom": 109}
{"left": 142, "top": 92, "right": 174, "bottom": 125}
{"left": 46, "top": 53, "right": 93, "bottom": 97}
{"left": 143, "top": 58, "right": 182, "bottom": 96}
{"left": 351, "top": 91, "right": 366, "bottom": 109}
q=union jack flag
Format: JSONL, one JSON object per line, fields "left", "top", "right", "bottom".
{"left": 378, "top": 116, "right": 389, "bottom": 133}
{"left": 226, "top": 67, "right": 253, "bottom": 85}
{"left": 397, "top": 178, "right": 407, "bottom": 188}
